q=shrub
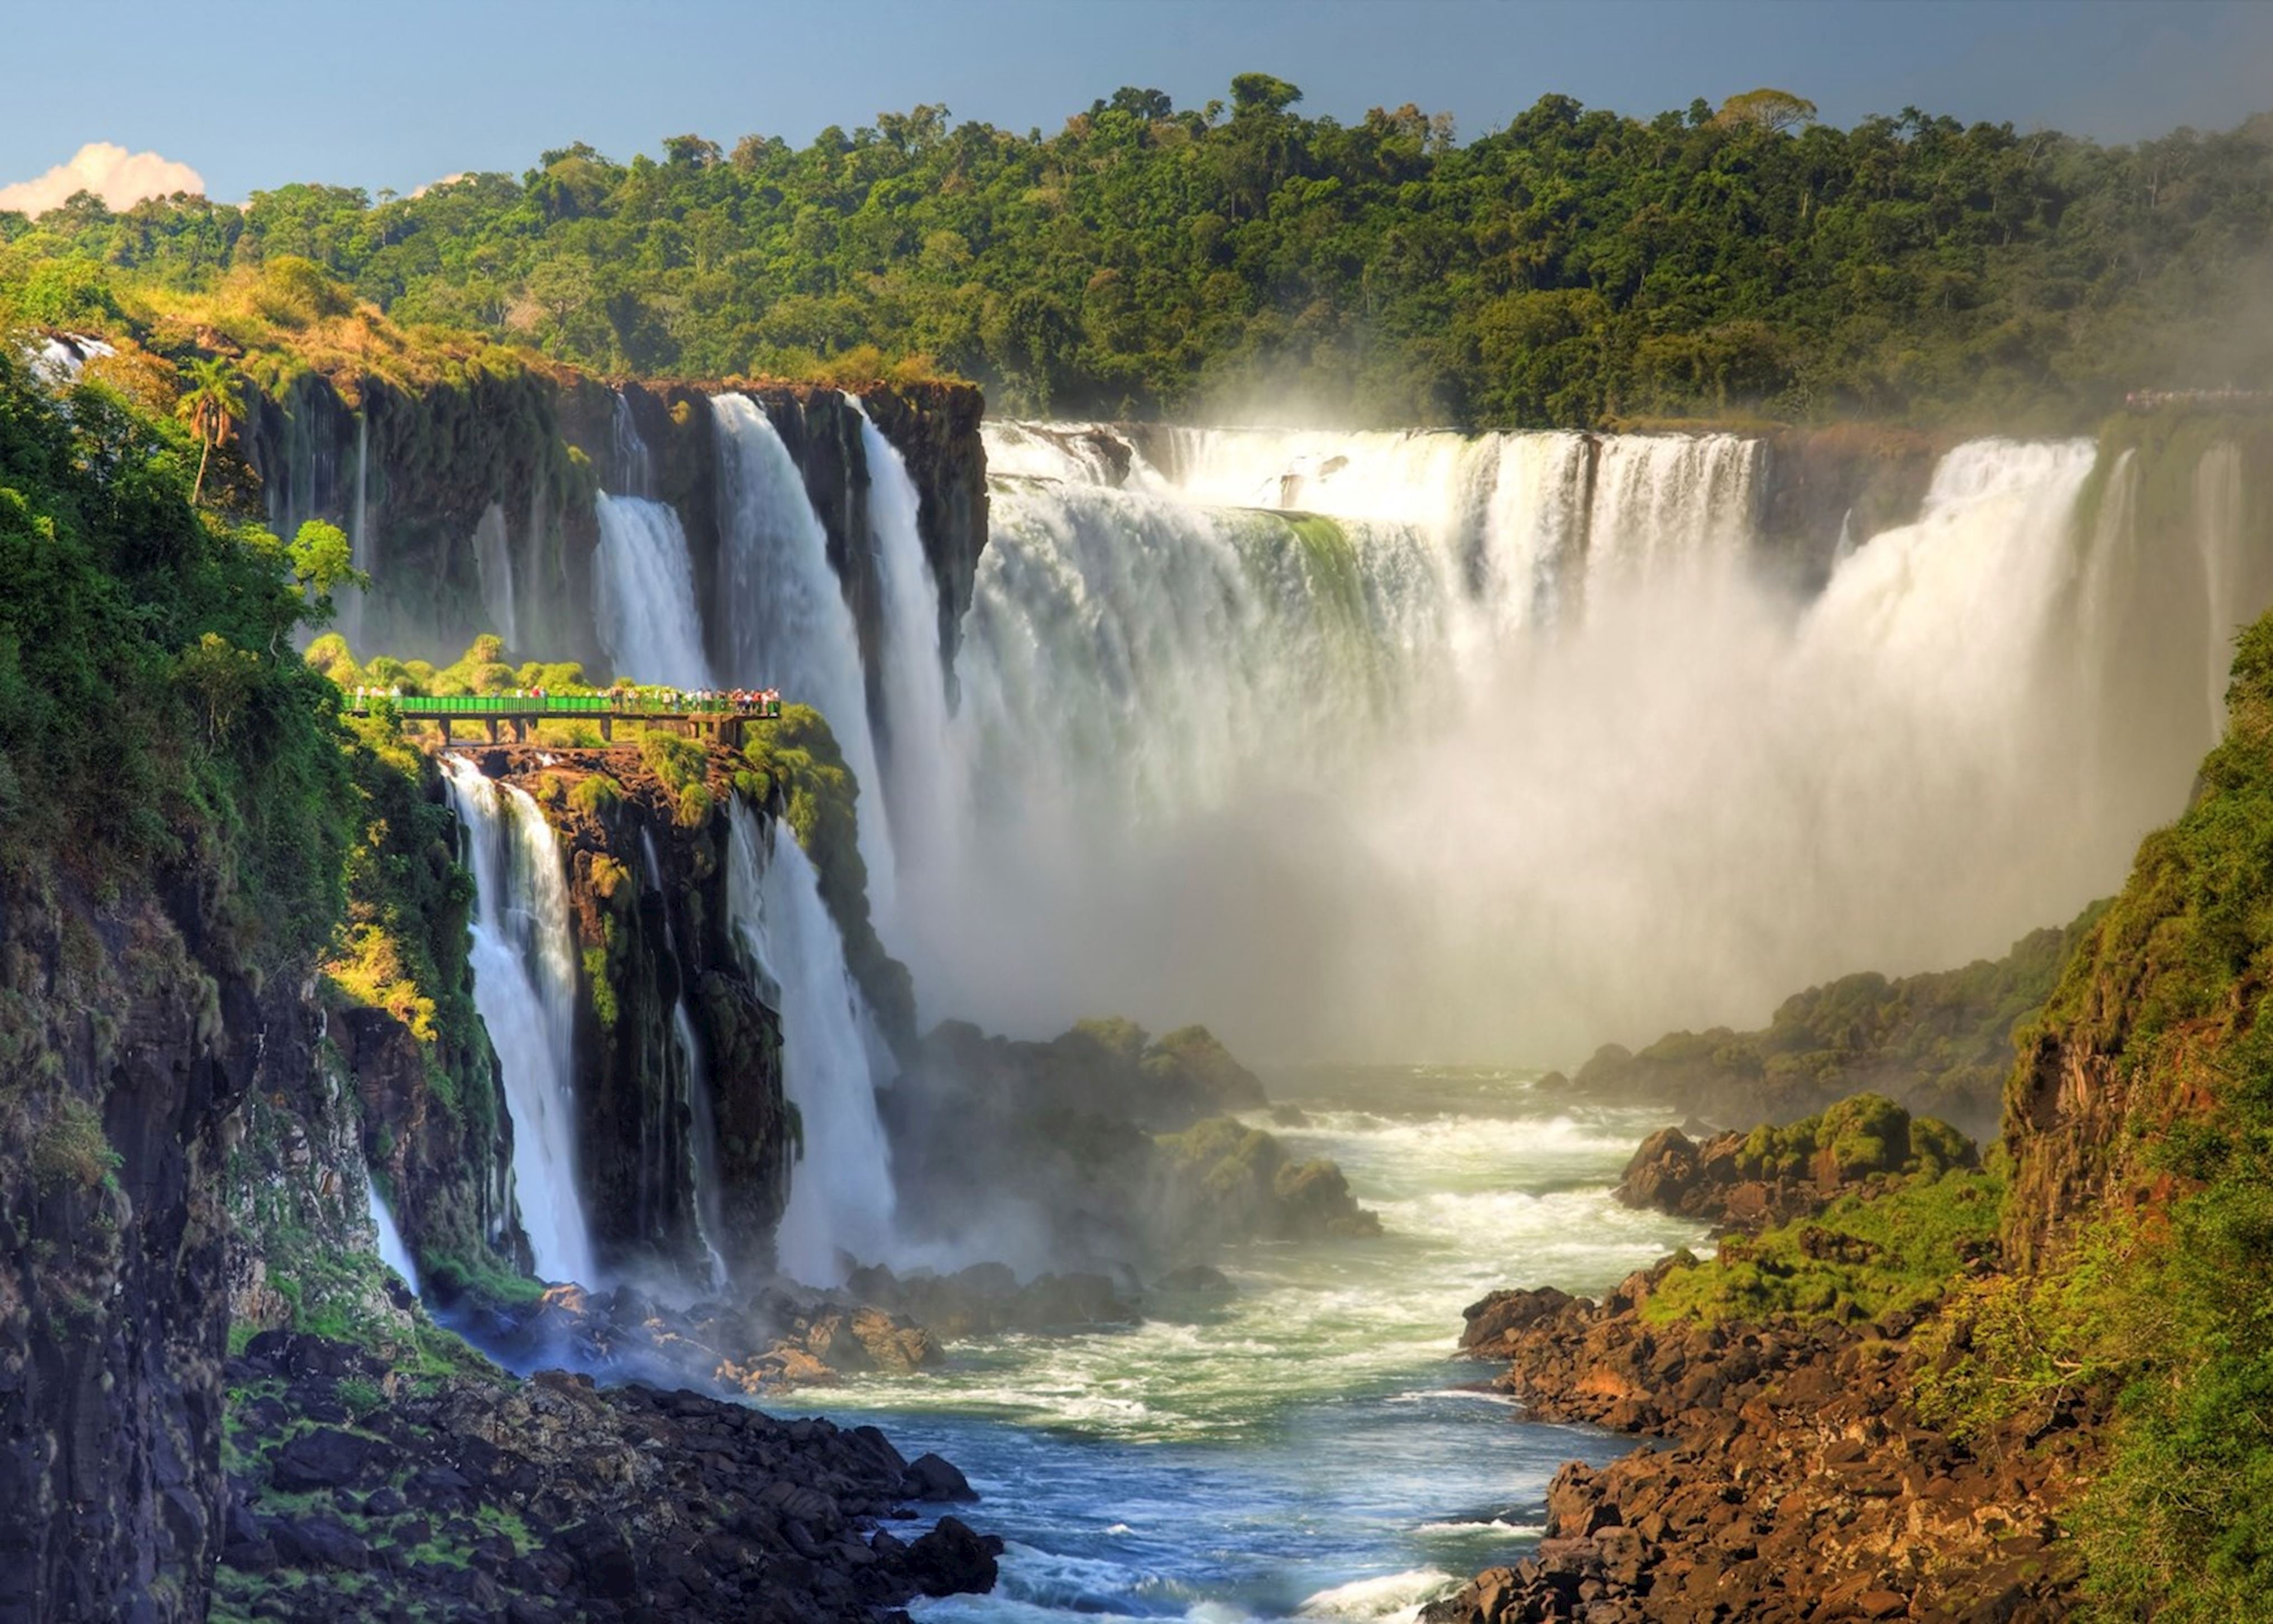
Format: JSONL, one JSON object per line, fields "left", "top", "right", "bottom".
{"left": 567, "top": 773, "right": 622, "bottom": 817}
{"left": 31, "top": 1095, "right": 117, "bottom": 1190}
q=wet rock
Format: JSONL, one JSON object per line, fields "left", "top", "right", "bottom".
{"left": 905, "top": 1516, "right": 1000, "bottom": 1597}
{"left": 268, "top": 1427, "right": 389, "bottom": 1493}
{"left": 1153, "top": 1263, "right": 1236, "bottom": 1298}
{"left": 218, "top": 1333, "right": 997, "bottom": 1621}
{"left": 903, "top": 1452, "right": 978, "bottom": 1502}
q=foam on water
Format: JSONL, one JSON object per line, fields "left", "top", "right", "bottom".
{"left": 836, "top": 1069, "right": 1702, "bottom": 1621}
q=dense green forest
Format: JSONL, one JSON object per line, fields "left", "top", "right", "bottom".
{"left": 3, "top": 77, "right": 2269, "bottom": 428}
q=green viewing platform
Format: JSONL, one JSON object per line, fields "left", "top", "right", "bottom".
{"left": 348, "top": 690, "right": 784, "bottom": 746}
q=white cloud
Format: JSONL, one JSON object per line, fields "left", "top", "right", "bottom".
{"left": 0, "top": 142, "right": 205, "bottom": 217}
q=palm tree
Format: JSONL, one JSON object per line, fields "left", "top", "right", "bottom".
{"left": 175, "top": 356, "right": 245, "bottom": 505}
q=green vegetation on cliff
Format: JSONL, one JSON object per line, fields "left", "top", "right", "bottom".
{"left": 6, "top": 83, "right": 2270, "bottom": 425}
{"left": 1572, "top": 913, "right": 2099, "bottom": 1137}
{"left": 1645, "top": 1162, "right": 2003, "bottom": 1328}
{"left": 0, "top": 348, "right": 352, "bottom": 966}
{"left": 1899, "top": 609, "right": 2273, "bottom": 1620}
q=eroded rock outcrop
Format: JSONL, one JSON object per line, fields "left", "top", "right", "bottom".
{"left": 0, "top": 874, "right": 317, "bottom": 1621}
{"left": 1438, "top": 1266, "right": 2085, "bottom": 1622}
{"left": 1614, "top": 1096, "right": 1978, "bottom": 1233}
{"left": 216, "top": 1330, "right": 999, "bottom": 1622}
{"left": 457, "top": 742, "right": 794, "bottom": 1287}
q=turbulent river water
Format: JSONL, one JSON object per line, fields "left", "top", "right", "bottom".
{"left": 820, "top": 1068, "right": 1701, "bottom": 1622}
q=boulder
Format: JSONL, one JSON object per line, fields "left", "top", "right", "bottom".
{"left": 268, "top": 1427, "right": 388, "bottom": 1493}
{"left": 904, "top": 1515, "right": 999, "bottom": 1597}
{"left": 1615, "top": 1127, "right": 1701, "bottom": 1211}
{"left": 903, "top": 1452, "right": 978, "bottom": 1502}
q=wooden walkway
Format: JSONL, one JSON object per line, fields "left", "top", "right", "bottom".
{"left": 347, "top": 694, "right": 780, "bottom": 748}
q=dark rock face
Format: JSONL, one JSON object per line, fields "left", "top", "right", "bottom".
{"left": 463, "top": 746, "right": 793, "bottom": 1288}
{"left": 1752, "top": 422, "right": 1948, "bottom": 595}
{"left": 240, "top": 369, "right": 988, "bottom": 706}
{"left": 339, "top": 1000, "right": 528, "bottom": 1290}
{"left": 1438, "top": 1264, "right": 2087, "bottom": 1622}
{"left": 0, "top": 876, "right": 326, "bottom": 1621}
{"left": 246, "top": 366, "right": 606, "bottom": 668}
{"left": 217, "top": 1331, "right": 997, "bottom": 1622}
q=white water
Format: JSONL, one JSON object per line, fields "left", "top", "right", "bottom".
{"left": 611, "top": 389, "right": 655, "bottom": 499}
{"left": 853, "top": 395, "right": 961, "bottom": 943}
{"left": 341, "top": 411, "right": 371, "bottom": 647}
{"left": 829, "top": 1067, "right": 1705, "bottom": 1621}
{"left": 592, "top": 492, "right": 712, "bottom": 689}
{"left": 673, "top": 1000, "right": 732, "bottom": 1291}
{"left": 442, "top": 758, "right": 597, "bottom": 1286}
{"left": 471, "top": 499, "right": 518, "bottom": 651}
{"left": 872, "top": 422, "right": 2253, "bottom": 1062}
{"left": 724, "top": 802, "right": 897, "bottom": 1285}
{"left": 711, "top": 392, "right": 899, "bottom": 919}
{"left": 365, "top": 1180, "right": 422, "bottom": 1297}
{"left": 2198, "top": 442, "right": 2246, "bottom": 734}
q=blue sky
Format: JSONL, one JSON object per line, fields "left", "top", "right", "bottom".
{"left": 6, "top": 0, "right": 2269, "bottom": 203}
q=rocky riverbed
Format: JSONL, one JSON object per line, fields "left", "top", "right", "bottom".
{"left": 214, "top": 1330, "right": 999, "bottom": 1623}
{"left": 1427, "top": 1257, "right": 2088, "bottom": 1621}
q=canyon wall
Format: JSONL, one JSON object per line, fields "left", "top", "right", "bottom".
{"left": 242, "top": 368, "right": 988, "bottom": 688}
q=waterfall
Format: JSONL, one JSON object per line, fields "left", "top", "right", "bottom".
{"left": 610, "top": 389, "right": 654, "bottom": 498}
{"left": 341, "top": 411, "right": 370, "bottom": 646}
{"left": 673, "top": 1000, "right": 731, "bottom": 1292}
{"left": 711, "top": 391, "right": 898, "bottom": 918}
{"left": 2197, "top": 442, "right": 2245, "bottom": 733}
{"left": 851, "top": 396, "right": 960, "bottom": 935}
{"left": 442, "top": 758, "right": 597, "bottom": 1286}
{"left": 593, "top": 493, "right": 712, "bottom": 688}
{"left": 724, "top": 802, "right": 896, "bottom": 1285}
{"left": 887, "top": 421, "right": 2255, "bottom": 1062}
{"left": 366, "top": 1180, "right": 421, "bottom": 1296}
{"left": 471, "top": 500, "right": 518, "bottom": 650}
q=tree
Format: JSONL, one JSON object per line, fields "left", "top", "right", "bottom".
{"left": 176, "top": 632, "right": 260, "bottom": 743}
{"left": 286, "top": 520, "right": 367, "bottom": 625}
{"left": 174, "top": 355, "right": 244, "bottom": 505}
{"left": 1230, "top": 73, "right": 1303, "bottom": 118}
{"left": 1716, "top": 88, "right": 1819, "bottom": 134}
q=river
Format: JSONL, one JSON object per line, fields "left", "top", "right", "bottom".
{"left": 818, "top": 1066, "right": 1702, "bottom": 1622}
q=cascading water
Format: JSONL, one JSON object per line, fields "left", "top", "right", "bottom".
{"left": 366, "top": 1181, "right": 421, "bottom": 1296}
{"left": 851, "top": 395, "right": 960, "bottom": 937}
{"left": 884, "top": 422, "right": 2257, "bottom": 1063}
{"left": 711, "top": 391, "right": 898, "bottom": 917}
{"left": 724, "top": 802, "right": 896, "bottom": 1286}
{"left": 610, "top": 389, "right": 655, "bottom": 499}
{"left": 2197, "top": 442, "right": 2245, "bottom": 733}
{"left": 471, "top": 500, "right": 518, "bottom": 652}
{"left": 592, "top": 493, "right": 712, "bottom": 689}
{"left": 673, "top": 1001, "right": 731, "bottom": 1291}
{"left": 442, "top": 758, "right": 597, "bottom": 1286}
{"left": 341, "top": 410, "right": 371, "bottom": 646}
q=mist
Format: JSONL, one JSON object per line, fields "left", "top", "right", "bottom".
{"left": 878, "top": 423, "right": 2252, "bottom": 1066}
